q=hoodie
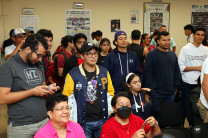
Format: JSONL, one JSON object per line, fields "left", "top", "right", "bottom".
{"left": 103, "top": 48, "right": 143, "bottom": 93}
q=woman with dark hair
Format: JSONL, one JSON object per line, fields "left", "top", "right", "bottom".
{"left": 97, "top": 38, "right": 112, "bottom": 66}
{"left": 140, "top": 34, "right": 155, "bottom": 51}
{"left": 100, "top": 92, "right": 161, "bottom": 138}
{"left": 124, "top": 73, "right": 160, "bottom": 120}
{"left": 34, "top": 93, "right": 86, "bottom": 138}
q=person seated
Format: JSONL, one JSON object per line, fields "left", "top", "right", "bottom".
{"left": 34, "top": 93, "right": 86, "bottom": 138}
{"left": 124, "top": 73, "right": 160, "bottom": 120}
{"left": 100, "top": 92, "right": 161, "bottom": 138}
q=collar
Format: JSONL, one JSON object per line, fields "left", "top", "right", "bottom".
{"left": 79, "top": 63, "right": 99, "bottom": 76}
{"left": 48, "top": 120, "right": 71, "bottom": 136}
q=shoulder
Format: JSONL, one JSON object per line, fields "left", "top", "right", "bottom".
{"left": 67, "top": 121, "right": 82, "bottom": 129}
{"left": 34, "top": 121, "right": 51, "bottom": 137}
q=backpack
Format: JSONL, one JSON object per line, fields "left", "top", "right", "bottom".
{"left": 54, "top": 52, "right": 68, "bottom": 81}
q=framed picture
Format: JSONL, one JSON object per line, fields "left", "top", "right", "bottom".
{"left": 111, "top": 19, "right": 120, "bottom": 32}
{"left": 130, "top": 10, "right": 139, "bottom": 24}
{"left": 22, "top": 8, "right": 34, "bottom": 15}
{"left": 143, "top": 3, "right": 170, "bottom": 35}
{"left": 73, "top": 2, "right": 84, "bottom": 9}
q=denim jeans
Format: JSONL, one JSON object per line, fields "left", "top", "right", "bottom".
{"left": 180, "top": 82, "right": 197, "bottom": 126}
{"left": 155, "top": 93, "right": 176, "bottom": 103}
{"left": 85, "top": 119, "right": 104, "bottom": 138}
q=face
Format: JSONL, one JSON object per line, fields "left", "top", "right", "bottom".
{"left": 113, "top": 96, "right": 131, "bottom": 112}
{"left": 127, "top": 76, "right": 141, "bottom": 93}
{"left": 15, "top": 34, "right": 26, "bottom": 45}
{"left": 95, "top": 36, "right": 102, "bottom": 41}
{"left": 48, "top": 101, "right": 70, "bottom": 125}
{"left": 115, "top": 35, "right": 128, "bottom": 48}
{"left": 75, "top": 38, "right": 86, "bottom": 50}
{"left": 100, "top": 41, "right": 110, "bottom": 53}
{"left": 193, "top": 31, "right": 205, "bottom": 44}
{"left": 68, "top": 42, "right": 75, "bottom": 50}
{"left": 157, "top": 35, "right": 171, "bottom": 50}
{"left": 143, "top": 35, "right": 151, "bottom": 45}
{"left": 82, "top": 48, "right": 98, "bottom": 66}
{"left": 184, "top": 29, "right": 191, "bottom": 36}
{"left": 45, "top": 37, "right": 53, "bottom": 51}
{"left": 26, "top": 44, "right": 46, "bottom": 65}
{"left": 160, "top": 27, "right": 167, "bottom": 32}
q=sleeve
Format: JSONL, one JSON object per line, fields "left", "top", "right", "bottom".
{"left": 178, "top": 47, "right": 186, "bottom": 73}
{"left": 170, "top": 36, "right": 176, "bottom": 47}
{"left": 57, "top": 54, "right": 65, "bottom": 68}
{"left": 107, "top": 71, "right": 114, "bottom": 115}
{"left": 174, "top": 55, "right": 181, "bottom": 89}
{"left": 5, "top": 46, "right": 12, "bottom": 57}
{"left": 143, "top": 53, "right": 153, "bottom": 88}
{"left": 0, "top": 63, "right": 13, "bottom": 87}
{"left": 103, "top": 55, "right": 111, "bottom": 72}
{"left": 134, "top": 56, "right": 143, "bottom": 84}
{"left": 62, "top": 73, "right": 74, "bottom": 97}
{"left": 203, "top": 58, "right": 208, "bottom": 74}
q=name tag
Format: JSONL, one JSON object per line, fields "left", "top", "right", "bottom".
{"left": 76, "top": 83, "right": 82, "bottom": 90}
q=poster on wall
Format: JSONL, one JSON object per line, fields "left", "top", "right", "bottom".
{"left": 130, "top": 10, "right": 139, "bottom": 24}
{"left": 111, "top": 19, "right": 120, "bottom": 32}
{"left": 143, "top": 3, "right": 170, "bottom": 35}
{"left": 20, "top": 15, "right": 39, "bottom": 32}
{"left": 65, "top": 9, "right": 91, "bottom": 41}
{"left": 191, "top": 5, "right": 208, "bottom": 40}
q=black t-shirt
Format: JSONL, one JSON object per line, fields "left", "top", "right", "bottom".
{"left": 97, "top": 53, "right": 106, "bottom": 66}
{"left": 82, "top": 64, "right": 102, "bottom": 122}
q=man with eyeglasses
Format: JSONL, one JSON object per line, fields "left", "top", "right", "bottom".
{"left": 63, "top": 42, "right": 114, "bottom": 138}
{"left": 0, "top": 34, "right": 60, "bottom": 138}
{"left": 5, "top": 28, "right": 26, "bottom": 60}
{"left": 103, "top": 31, "right": 143, "bottom": 93}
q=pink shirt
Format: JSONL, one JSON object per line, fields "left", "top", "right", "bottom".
{"left": 34, "top": 120, "right": 86, "bottom": 138}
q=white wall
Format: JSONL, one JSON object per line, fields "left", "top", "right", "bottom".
{"left": 1, "top": 0, "right": 208, "bottom": 55}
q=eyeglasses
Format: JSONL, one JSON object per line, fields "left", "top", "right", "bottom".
{"left": 84, "top": 52, "right": 98, "bottom": 57}
{"left": 53, "top": 106, "right": 72, "bottom": 112}
{"left": 32, "top": 50, "right": 44, "bottom": 59}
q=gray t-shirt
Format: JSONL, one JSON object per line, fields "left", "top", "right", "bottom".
{"left": 0, "top": 52, "right": 47, "bottom": 126}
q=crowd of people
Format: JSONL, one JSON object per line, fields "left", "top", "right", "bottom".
{"left": 0, "top": 24, "right": 208, "bottom": 138}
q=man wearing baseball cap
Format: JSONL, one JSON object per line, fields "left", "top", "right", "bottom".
{"left": 103, "top": 31, "right": 143, "bottom": 93}
{"left": 63, "top": 42, "right": 114, "bottom": 138}
{"left": 5, "top": 28, "right": 26, "bottom": 60}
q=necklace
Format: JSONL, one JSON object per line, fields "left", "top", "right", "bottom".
{"left": 122, "top": 122, "right": 130, "bottom": 134}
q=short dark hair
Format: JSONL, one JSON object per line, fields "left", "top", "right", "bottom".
{"left": 95, "top": 30, "right": 103, "bottom": 37}
{"left": 9, "top": 29, "right": 15, "bottom": 37}
{"left": 184, "top": 24, "right": 194, "bottom": 32}
{"left": 111, "top": 92, "right": 132, "bottom": 108}
{"left": 131, "top": 30, "right": 141, "bottom": 40}
{"left": 46, "top": 93, "right": 68, "bottom": 111}
{"left": 30, "top": 30, "right": 34, "bottom": 34}
{"left": 73, "top": 33, "right": 87, "bottom": 45}
{"left": 193, "top": 27, "right": 206, "bottom": 35}
{"left": 21, "top": 33, "right": 48, "bottom": 51}
{"left": 157, "top": 31, "right": 170, "bottom": 40}
{"left": 37, "top": 29, "right": 53, "bottom": 39}
{"left": 153, "top": 30, "right": 160, "bottom": 36}
{"left": 61, "top": 35, "right": 73, "bottom": 48}
{"left": 160, "top": 25, "right": 167, "bottom": 28}
{"left": 140, "top": 33, "right": 148, "bottom": 44}
{"left": 91, "top": 32, "right": 96, "bottom": 38}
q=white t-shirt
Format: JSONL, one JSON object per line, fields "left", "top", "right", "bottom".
{"left": 178, "top": 43, "right": 208, "bottom": 84}
{"left": 200, "top": 57, "right": 208, "bottom": 109}
{"left": 187, "top": 34, "right": 193, "bottom": 43}
{"left": 5, "top": 44, "right": 16, "bottom": 58}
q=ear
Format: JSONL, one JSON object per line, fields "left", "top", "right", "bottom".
{"left": 25, "top": 47, "right": 32, "bottom": 54}
{"left": 112, "top": 106, "right": 117, "bottom": 113}
{"left": 115, "top": 41, "right": 118, "bottom": 46}
{"left": 127, "top": 83, "right": 131, "bottom": 88}
{"left": 130, "top": 36, "right": 132, "bottom": 41}
{"left": 47, "top": 111, "right": 53, "bottom": 120}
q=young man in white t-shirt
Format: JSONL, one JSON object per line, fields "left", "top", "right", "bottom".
{"left": 178, "top": 27, "right": 208, "bottom": 126}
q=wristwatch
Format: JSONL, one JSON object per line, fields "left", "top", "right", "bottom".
{"left": 153, "top": 121, "right": 159, "bottom": 128}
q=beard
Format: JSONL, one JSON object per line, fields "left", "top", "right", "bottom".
{"left": 26, "top": 52, "right": 39, "bottom": 66}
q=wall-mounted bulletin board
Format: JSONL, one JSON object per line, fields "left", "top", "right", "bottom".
{"left": 144, "top": 3, "right": 170, "bottom": 35}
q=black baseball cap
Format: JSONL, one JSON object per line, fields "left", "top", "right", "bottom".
{"left": 81, "top": 42, "right": 99, "bottom": 53}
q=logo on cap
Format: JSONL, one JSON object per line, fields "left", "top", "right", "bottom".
{"left": 88, "top": 43, "right": 93, "bottom": 46}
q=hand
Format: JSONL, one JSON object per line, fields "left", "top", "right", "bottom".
{"left": 48, "top": 83, "right": 60, "bottom": 94}
{"left": 145, "top": 116, "right": 157, "bottom": 127}
{"left": 131, "top": 129, "right": 145, "bottom": 138}
{"left": 32, "top": 85, "right": 51, "bottom": 96}
{"left": 141, "top": 88, "right": 151, "bottom": 92}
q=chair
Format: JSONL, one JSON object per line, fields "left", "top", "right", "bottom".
{"left": 153, "top": 102, "right": 191, "bottom": 138}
